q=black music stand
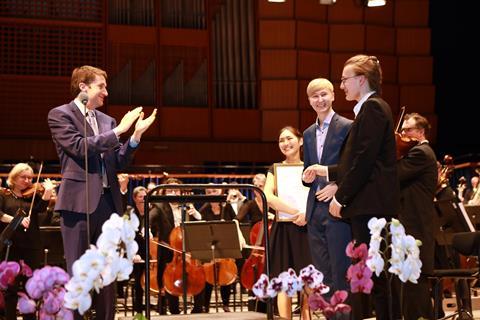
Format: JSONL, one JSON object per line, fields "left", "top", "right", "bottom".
{"left": 0, "top": 208, "right": 26, "bottom": 260}
{"left": 183, "top": 220, "right": 243, "bottom": 312}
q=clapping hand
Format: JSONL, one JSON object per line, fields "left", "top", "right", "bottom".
{"left": 133, "top": 108, "right": 157, "bottom": 141}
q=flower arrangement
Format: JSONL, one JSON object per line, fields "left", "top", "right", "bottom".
{"left": 17, "top": 265, "right": 72, "bottom": 319}
{"left": 0, "top": 260, "right": 32, "bottom": 309}
{"left": 366, "top": 217, "right": 422, "bottom": 284}
{"left": 345, "top": 241, "right": 373, "bottom": 294}
{"left": 63, "top": 212, "right": 139, "bottom": 315}
{"left": 252, "top": 264, "right": 351, "bottom": 319}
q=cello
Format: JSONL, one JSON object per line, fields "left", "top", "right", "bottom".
{"left": 162, "top": 226, "right": 206, "bottom": 296}
{"left": 240, "top": 219, "right": 272, "bottom": 290}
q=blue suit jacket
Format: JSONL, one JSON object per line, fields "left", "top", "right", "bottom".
{"left": 303, "top": 113, "right": 352, "bottom": 222}
{"left": 48, "top": 101, "right": 137, "bottom": 214}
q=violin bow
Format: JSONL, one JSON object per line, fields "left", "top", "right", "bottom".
{"left": 26, "top": 161, "right": 44, "bottom": 220}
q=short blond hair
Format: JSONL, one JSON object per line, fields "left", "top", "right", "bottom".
{"left": 7, "top": 163, "right": 33, "bottom": 188}
{"left": 306, "top": 78, "right": 334, "bottom": 97}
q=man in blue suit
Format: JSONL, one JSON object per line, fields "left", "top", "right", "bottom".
{"left": 48, "top": 65, "right": 156, "bottom": 320}
{"left": 302, "top": 78, "right": 352, "bottom": 293}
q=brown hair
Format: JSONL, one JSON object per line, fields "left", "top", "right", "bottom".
{"left": 279, "top": 126, "right": 302, "bottom": 139}
{"left": 70, "top": 65, "right": 107, "bottom": 98}
{"left": 404, "top": 112, "right": 431, "bottom": 137}
{"left": 344, "top": 55, "right": 383, "bottom": 94}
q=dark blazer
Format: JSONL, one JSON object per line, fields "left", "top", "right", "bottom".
{"left": 48, "top": 101, "right": 137, "bottom": 214}
{"left": 329, "top": 95, "right": 400, "bottom": 218}
{"left": 397, "top": 142, "right": 437, "bottom": 274}
{"left": 303, "top": 113, "right": 352, "bottom": 222}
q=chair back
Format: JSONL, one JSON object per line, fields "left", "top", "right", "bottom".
{"left": 452, "top": 231, "right": 480, "bottom": 258}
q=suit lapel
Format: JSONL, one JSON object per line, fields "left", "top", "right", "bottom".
{"left": 70, "top": 102, "right": 95, "bottom": 136}
{"left": 320, "top": 113, "right": 338, "bottom": 164}
{"left": 308, "top": 125, "right": 320, "bottom": 164}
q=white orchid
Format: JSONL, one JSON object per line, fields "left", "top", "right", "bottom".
{"left": 366, "top": 217, "right": 422, "bottom": 283}
{"left": 64, "top": 213, "right": 139, "bottom": 315}
{"left": 368, "top": 217, "right": 387, "bottom": 236}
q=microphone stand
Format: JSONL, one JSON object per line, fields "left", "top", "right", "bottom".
{"left": 81, "top": 96, "right": 91, "bottom": 246}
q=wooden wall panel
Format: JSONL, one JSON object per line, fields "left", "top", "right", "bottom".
{"left": 396, "top": 28, "right": 431, "bottom": 55}
{"left": 108, "top": 25, "right": 156, "bottom": 44}
{"left": 395, "top": 0, "right": 429, "bottom": 27}
{"left": 212, "top": 109, "right": 261, "bottom": 140}
{"left": 295, "top": 0, "right": 327, "bottom": 21}
{"left": 0, "top": 75, "right": 70, "bottom": 138}
{"left": 297, "top": 51, "right": 330, "bottom": 80}
{"left": 332, "top": 82, "right": 355, "bottom": 113}
{"left": 261, "top": 110, "right": 299, "bottom": 141}
{"left": 298, "top": 80, "right": 310, "bottom": 110}
{"left": 159, "top": 107, "right": 210, "bottom": 138}
{"left": 398, "top": 56, "right": 433, "bottom": 84}
{"left": 327, "top": 0, "right": 364, "bottom": 23}
{"left": 261, "top": 80, "right": 298, "bottom": 109}
{"left": 330, "top": 53, "right": 354, "bottom": 81}
{"left": 366, "top": 26, "right": 395, "bottom": 54}
{"left": 300, "top": 109, "right": 317, "bottom": 132}
{"left": 259, "top": 20, "right": 296, "bottom": 48}
{"left": 382, "top": 84, "right": 400, "bottom": 115}
{"left": 364, "top": 1, "right": 394, "bottom": 26}
{"left": 377, "top": 55, "right": 397, "bottom": 84}
{"left": 260, "top": 50, "right": 297, "bottom": 78}
{"left": 399, "top": 85, "right": 435, "bottom": 114}
{"left": 296, "top": 21, "right": 329, "bottom": 50}
{"left": 329, "top": 24, "right": 365, "bottom": 52}
{"left": 258, "top": 0, "right": 294, "bottom": 19}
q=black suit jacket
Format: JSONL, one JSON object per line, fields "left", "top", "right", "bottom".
{"left": 397, "top": 142, "right": 437, "bottom": 274}
{"left": 329, "top": 95, "right": 400, "bottom": 218}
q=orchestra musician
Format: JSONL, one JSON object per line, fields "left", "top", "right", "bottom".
{"left": 396, "top": 113, "right": 437, "bottom": 319}
{"left": 0, "top": 163, "right": 56, "bottom": 320}
{"left": 195, "top": 186, "right": 237, "bottom": 313}
{"left": 152, "top": 178, "right": 203, "bottom": 314}
{"left": 123, "top": 186, "right": 158, "bottom": 313}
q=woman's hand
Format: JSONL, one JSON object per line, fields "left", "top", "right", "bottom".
{"left": 21, "top": 217, "right": 30, "bottom": 229}
{"left": 292, "top": 212, "right": 307, "bottom": 226}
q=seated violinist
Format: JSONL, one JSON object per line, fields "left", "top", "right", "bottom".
{"left": 236, "top": 174, "right": 267, "bottom": 226}
{"left": 153, "top": 178, "right": 203, "bottom": 314}
{"left": 0, "top": 163, "right": 56, "bottom": 320}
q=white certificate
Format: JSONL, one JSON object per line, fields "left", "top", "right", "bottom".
{"left": 274, "top": 163, "right": 309, "bottom": 222}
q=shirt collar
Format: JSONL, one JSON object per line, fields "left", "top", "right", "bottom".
{"left": 353, "top": 91, "right": 375, "bottom": 117}
{"left": 74, "top": 98, "right": 93, "bottom": 117}
{"left": 316, "top": 109, "right": 335, "bottom": 129}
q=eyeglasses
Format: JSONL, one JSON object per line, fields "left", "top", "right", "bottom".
{"left": 401, "top": 127, "right": 418, "bottom": 132}
{"left": 340, "top": 75, "right": 360, "bottom": 84}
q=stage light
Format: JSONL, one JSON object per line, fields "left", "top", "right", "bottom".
{"left": 366, "top": 0, "right": 386, "bottom": 7}
{"left": 319, "top": 0, "right": 336, "bottom": 4}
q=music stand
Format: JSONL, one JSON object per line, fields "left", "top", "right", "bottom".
{"left": 0, "top": 208, "right": 26, "bottom": 260}
{"left": 183, "top": 220, "right": 243, "bottom": 312}
{"left": 435, "top": 199, "right": 475, "bottom": 245}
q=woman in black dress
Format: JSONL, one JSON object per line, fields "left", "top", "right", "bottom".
{"left": 264, "top": 126, "right": 312, "bottom": 320}
{"left": 0, "top": 163, "right": 55, "bottom": 320}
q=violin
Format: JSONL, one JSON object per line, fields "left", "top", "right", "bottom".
{"left": 21, "top": 180, "right": 60, "bottom": 198}
{"left": 240, "top": 219, "right": 272, "bottom": 290}
{"left": 395, "top": 106, "right": 417, "bottom": 159}
{"left": 162, "top": 226, "right": 206, "bottom": 296}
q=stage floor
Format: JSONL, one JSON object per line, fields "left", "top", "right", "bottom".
{"left": 117, "top": 311, "right": 282, "bottom": 319}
